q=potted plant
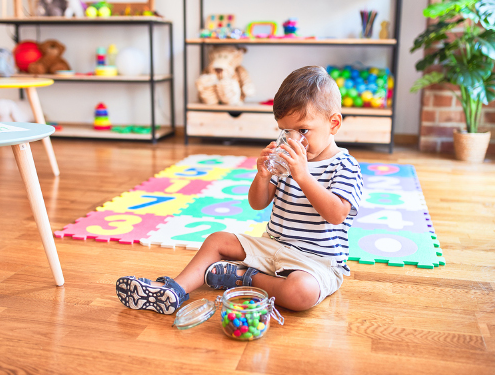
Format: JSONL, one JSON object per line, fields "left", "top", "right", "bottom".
{"left": 410, "top": 0, "right": 495, "bottom": 162}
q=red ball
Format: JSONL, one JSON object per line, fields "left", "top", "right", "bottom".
{"left": 240, "top": 325, "right": 249, "bottom": 333}
{"left": 227, "top": 313, "right": 236, "bottom": 320}
{"left": 13, "top": 41, "right": 42, "bottom": 72}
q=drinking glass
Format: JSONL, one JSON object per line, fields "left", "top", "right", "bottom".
{"left": 264, "top": 129, "right": 309, "bottom": 178}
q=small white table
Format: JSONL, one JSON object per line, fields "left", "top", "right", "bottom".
{"left": 0, "top": 122, "right": 64, "bottom": 286}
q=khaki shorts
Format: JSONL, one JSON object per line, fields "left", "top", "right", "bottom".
{"left": 234, "top": 232, "right": 344, "bottom": 306}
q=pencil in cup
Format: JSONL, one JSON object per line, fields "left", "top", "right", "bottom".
{"left": 360, "top": 10, "right": 378, "bottom": 38}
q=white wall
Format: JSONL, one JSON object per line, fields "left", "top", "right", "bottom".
{"left": 0, "top": 0, "right": 427, "bottom": 134}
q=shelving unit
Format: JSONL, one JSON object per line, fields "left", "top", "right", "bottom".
{"left": 0, "top": 16, "right": 176, "bottom": 143}
{"left": 183, "top": 1, "right": 403, "bottom": 153}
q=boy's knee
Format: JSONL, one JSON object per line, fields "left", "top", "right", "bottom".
{"left": 285, "top": 272, "right": 320, "bottom": 311}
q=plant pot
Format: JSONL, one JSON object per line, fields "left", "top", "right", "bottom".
{"left": 453, "top": 129, "right": 491, "bottom": 162}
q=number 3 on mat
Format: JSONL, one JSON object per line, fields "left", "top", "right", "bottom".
{"left": 86, "top": 215, "right": 142, "bottom": 235}
{"left": 171, "top": 221, "right": 227, "bottom": 242}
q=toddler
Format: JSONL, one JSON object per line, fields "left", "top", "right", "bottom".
{"left": 116, "top": 66, "right": 363, "bottom": 314}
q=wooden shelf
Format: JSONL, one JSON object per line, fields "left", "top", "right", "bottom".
{"left": 186, "top": 38, "right": 397, "bottom": 46}
{"left": 187, "top": 103, "right": 392, "bottom": 117}
{"left": 0, "top": 16, "right": 170, "bottom": 24}
{"left": 13, "top": 73, "right": 172, "bottom": 83}
{"left": 50, "top": 123, "right": 174, "bottom": 140}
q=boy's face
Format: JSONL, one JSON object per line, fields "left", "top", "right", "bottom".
{"left": 277, "top": 108, "right": 342, "bottom": 162}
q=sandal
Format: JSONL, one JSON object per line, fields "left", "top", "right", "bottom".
{"left": 116, "top": 276, "right": 189, "bottom": 315}
{"left": 204, "top": 261, "right": 259, "bottom": 290}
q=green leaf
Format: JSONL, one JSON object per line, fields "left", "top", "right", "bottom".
{"left": 476, "top": 0, "right": 495, "bottom": 30}
{"left": 475, "top": 30, "right": 495, "bottom": 59}
{"left": 460, "top": 7, "right": 480, "bottom": 23}
{"left": 472, "top": 72, "right": 495, "bottom": 104}
{"left": 449, "top": 59, "right": 491, "bottom": 88}
{"left": 424, "top": 0, "right": 477, "bottom": 18}
{"left": 410, "top": 19, "right": 463, "bottom": 52}
{"left": 414, "top": 43, "right": 454, "bottom": 71}
{"left": 410, "top": 71, "right": 445, "bottom": 93}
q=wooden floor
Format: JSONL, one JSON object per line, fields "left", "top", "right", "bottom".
{"left": 1, "top": 135, "right": 494, "bottom": 375}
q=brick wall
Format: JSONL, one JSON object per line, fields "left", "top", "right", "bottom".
{"left": 419, "top": 1, "right": 495, "bottom": 155}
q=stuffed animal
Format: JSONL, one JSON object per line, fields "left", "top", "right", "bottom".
{"left": 36, "top": 0, "right": 67, "bottom": 16}
{"left": 65, "top": 0, "right": 85, "bottom": 18}
{"left": 196, "top": 46, "right": 255, "bottom": 105}
{"left": 27, "top": 40, "right": 71, "bottom": 75}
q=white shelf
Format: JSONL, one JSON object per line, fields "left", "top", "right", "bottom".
{"left": 50, "top": 123, "right": 174, "bottom": 140}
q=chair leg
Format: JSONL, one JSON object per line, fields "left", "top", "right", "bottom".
{"left": 12, "top": 142, "right": 65, "bottom": 286}
{"left": 26, "top": 86, "right": 60, "bottom": 177}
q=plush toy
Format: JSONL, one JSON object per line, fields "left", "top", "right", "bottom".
{"left": 36, "top": 0, "right": 67, "bottom": 16}
{"left": 65, "top": 0, "right": 86, "bottom": 18}
{"left": 27, "top": 40, "right": 71, "bottom": 75}
{"left": 196, "top": 46, "right": 255, "bottom": 105}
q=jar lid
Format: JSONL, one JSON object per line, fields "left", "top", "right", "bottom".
{"left": 172, "top": 298, "right": 217, "bottom": 330}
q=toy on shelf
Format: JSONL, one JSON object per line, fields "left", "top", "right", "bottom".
{"left": 85, "top": 1, "right": 112, "bottom": 17}
{"left": 0, "top": 49, "right": 15, "bottom": 77}
{"left": 327, "top": 65, "right": 394, "bottom": 109}
{"left": 196, "top": 46, "right": 255, "bottom": 105}
{"left": 282, "top": 18, "right": 298, "bottom": 36}
{"left": 245, "top": 21, "right": 277, "bottom": 38}
{"left": 207, "top": 14, "right": 236, "bottom": 30}
{"left": 112, "top": 125, "right": 159, "bottom": 134}
{"left": 36, "top": 0, "right": 66, "bottom": 16}
{"left": 13, "top": 41, "right": 42, "bottom": 72}
{"left": 115, "top": 47, "right": 145, "bottom": 76}
{"left": 94, "top": 102, "right": 111, "bottom": 130}
{"left": 379, "top": 21, "right": 390, "bottom": 39}
{"left": 360, "top": 9, "right": 378, "bottom": 38}
{"left": 65, "top": 0, "right": 85, "bottom": 18}
{"left": 27, "top": 40, "right": 71, "bottom": 75}
{"left": 94, "top": 45, "right": 117, "bottom": 76}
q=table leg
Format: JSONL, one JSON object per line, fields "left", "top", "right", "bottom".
{"left": 12, "top": 142, "right": 65, "bottom": 286}
{"left": 26, "top": 86, "right": 60, "bottom": 177}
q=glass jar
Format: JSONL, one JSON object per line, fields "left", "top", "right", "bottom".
{"left": 217, "top": 286, "right": 284, "bottom": 341}
{"left": 173, "top": 286, "right": 284, "bottom": 341}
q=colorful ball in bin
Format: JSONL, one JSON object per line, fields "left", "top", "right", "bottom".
{"left": 342, "top": 97, "right": 354, "bottom": 107}
{"left": 329, "top": 69, "right": 340, "bottom": 79}
{"left": 367, "top": 83, "right": 378, "bottom": 92}
{"left": 371, "top": 97, "right": 384, "bottom": 108}
{"left": 339, "top": 87, "right": 347, "bottom": 97}
{"left": 353, "top": 96, "right": 364, "bottom": 107}
{"left": 336, "top": 77, "right": 345, "bottom": 88}
{"left": 351, "top": 69, "right": 360, "bottom": 79}
{"left": 360, "top": 70, "right": 369, "bottom": 79}
{"left": 344, "top": 79, "right": 354, "bottom": 89}
{"left": 356, "top": 83, "right": 366, "bottom": 93}
{"left": 376, "top": 77, "right": 385, "bottom": 87}
{"left": 361, "top": 90, "right": 373, "bottom": 102}
{"left": 367, "top": 74, "right": 377, "bottom": 83}
{"left": 387, "top": 76, "right": 394, "bottom": 89}
{"left": 341, "top": 69, "right": 351, "bottom": 79}
{"left": 347, "top": 88, "right": 358, "bottom": 98}
{"left": 375, "top": 88, "right": 387, "bottom": 98}
{"left": 369, "top": 67, "right": 379, "bottom": 75}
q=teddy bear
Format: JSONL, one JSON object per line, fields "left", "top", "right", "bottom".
{"left": 27, "top": 40, "right": 71, "bottom": 75}
{"left": 196, "top": 46, "right": 255, "bottom": 105}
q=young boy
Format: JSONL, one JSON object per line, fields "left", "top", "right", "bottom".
{"left": 116, "top": 66, "right": 363, "bottom": 314}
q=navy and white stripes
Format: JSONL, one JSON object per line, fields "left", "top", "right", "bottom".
{"left": 266, "top": 150, "right": 363, "bottom": 276}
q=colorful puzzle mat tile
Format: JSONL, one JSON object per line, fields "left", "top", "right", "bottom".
{"left": 347, "top": 228, "right": 444, "bottom": 269}
{"left": 54, "top": 211, "right": 169, "bottom": 244}
{"left": 96, "top": 191, "right": 196, "bottom": 216}
{"left": 155, "top": 165, "right": 229, "bottom": 181}
{"left": 55, "top": 155, "right": 443, "bottom": 269}
{"left": 133, "top": 177, "right": 212, "bottom": 195}
{"left": 140, "top": 215, "right": 259, "bottom": 250}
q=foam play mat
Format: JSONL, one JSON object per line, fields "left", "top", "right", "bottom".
{"left": 54, "top": 155, "right": 444, "bottom": 269}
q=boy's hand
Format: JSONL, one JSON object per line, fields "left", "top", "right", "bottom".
{"left": 257, "top": 141, "right": 277, "bottom": 179}
{"left": 280, "top": 139, "right": 310, "bottom": 182}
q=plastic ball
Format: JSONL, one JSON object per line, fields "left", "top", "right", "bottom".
{"left": 387, "top": 89, "right": 393, "bottom": 99}
{"left": 387, "top": 76, "right": 395, "bottom": 89}
{"left": 344, "top": 64, "right": 352, "bottom": 70}
{"left": 86, "top": 6, "right": 97, "bottom": 17}
{"left": 350, "top": 69, "right": 360, "bottom": 79}
{"left": 367, "top": 83, "right": 378, "bottom": 93}
{"left": 339, "top": 87, "right": 347, "bottom": 97}
{"left": 341, "top": 69, "right": 351, "bottom": 79}
{"left": 98, "top": 6, "right": 111, "bottom": 17}
{"left": 375, "top": 88, "right": 387, "bottom": 98}
{"left": 367, "top": 74, "right": 377, "bottom": 83}
{"left": 326, "top": 65, "right": 334, "bottom": 73}
{"left": 356, "top": 83, "right": 367, "bottom": 93}
{"left": 355, "top": 77, "right": 365, "bottom": 85}
{"left": 240, "top": 325, "right": 249, "bottom": 333}
{"left": 378, "top": 69, "right": 387, "bottom": 77}
{"left": 375, "top": 78, "right": 385, "bottom": 87}
{"left": 369, "top": 67, "right": 379, "bottom": 75}
{"left": 371, "top": 97, "right": 384, "bottom": 108}
{"left": 329, "top": 69, "right": 340, "bottom": 79}
{"left": 361, "top": 90, "right": 373, "bottom": 102}
{"left": 359, "top": 70, "right": 369, "bottom": 80}
{"left": 13, "top": 41, "right": 42, "bottom": 72}
{"left": 387, "top": 98, "right": 392, "bottom": 107}
{"left": 335, "top": 77, "right": 345, "bottom": 88}
{"left": 342, "top": 96, "right": 354, "bottom": 107}
{"left": 116, "top": 47, "right": 146, "bottom": 76}
{"left": 353, "top": 96, "right": 364, "bottom": 107}
{"left": 344, "top": 79, "right": 354, "bottom": 89}
{"left": 347, "top": 88, "right": 358, "bottom": 98}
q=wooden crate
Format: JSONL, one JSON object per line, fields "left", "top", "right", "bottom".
{"left": 337, "top": 116, "right": 392, "bottom": 143}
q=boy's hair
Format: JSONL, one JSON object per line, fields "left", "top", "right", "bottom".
{"left": 273, "top": 66, "right": 341, "bottom": 121}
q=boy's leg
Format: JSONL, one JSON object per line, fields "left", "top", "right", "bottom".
{"left": 171, "top": 232, "right": 247, "bottom": 293}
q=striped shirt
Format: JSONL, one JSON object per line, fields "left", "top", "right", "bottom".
{"left": 266, "top": 149, "right": 363, "bottom": 276}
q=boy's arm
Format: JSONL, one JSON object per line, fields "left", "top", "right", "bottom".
{"left": 248, "top": 141, "right": 277, "bottom": 210}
